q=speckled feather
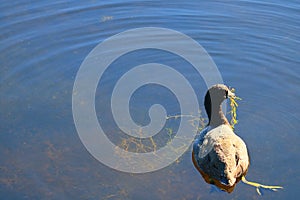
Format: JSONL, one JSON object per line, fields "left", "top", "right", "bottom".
{"left": 193, "top": 124, "right": 249, "bottom": 186}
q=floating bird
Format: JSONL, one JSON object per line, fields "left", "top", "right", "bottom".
{"left": 192, "top": 84, "right": 283, "bottom": 194}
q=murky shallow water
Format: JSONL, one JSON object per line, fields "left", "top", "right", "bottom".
{"left": 1, "top": 1, "right": 300, "bottom": 199}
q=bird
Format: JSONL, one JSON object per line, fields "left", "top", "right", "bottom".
{"left": 192, "top": 84, "right": 249, "bottom": 193}
{"left": 192, "top": 84, "right": 283, "bottom": 194}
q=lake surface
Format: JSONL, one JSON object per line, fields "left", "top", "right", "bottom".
{"left": 1, "top": 0, "right": 300, "bottom": 199}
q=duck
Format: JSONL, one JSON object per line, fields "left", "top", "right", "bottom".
{"left": 192, "top": 84, "right": 249, "bottom": 193}
{"left": 192, "top": 84, "right": 283, "bottom": 194}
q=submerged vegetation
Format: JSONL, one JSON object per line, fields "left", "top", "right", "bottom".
{"left": 114, "top": 88, "right": 240, "bottom": 165}
{"left": 241, "top": 176, "right": 283, "bottom": 195}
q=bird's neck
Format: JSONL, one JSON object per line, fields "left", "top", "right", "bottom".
{"left": 208, "top": 104, "right": 230, "bottom": 128}
{"left": 204, "top": 91, "right": 230, "bottom": 128}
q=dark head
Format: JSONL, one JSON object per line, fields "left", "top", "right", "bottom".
{"left": 204, "top": 84, "right": 235, "bottom": 126}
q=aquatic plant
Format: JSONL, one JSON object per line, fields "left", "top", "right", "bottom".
{"left": 229, "top": 87, "right": 241, "bottom": 130}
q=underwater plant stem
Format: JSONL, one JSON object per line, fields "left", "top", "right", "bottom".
{"left": 165, "top": 114, "right": 197, "bottom": 120}
{"left": 241, "top": 176, "right": 283, "bottom": 195}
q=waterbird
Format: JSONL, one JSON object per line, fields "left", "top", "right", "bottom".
{"left": 192, "top": 84, "right": 283, "bottom": 194}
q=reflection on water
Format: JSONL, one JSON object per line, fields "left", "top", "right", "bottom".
{"left": 1, "top": 0, "right": 300, "bottom": 199}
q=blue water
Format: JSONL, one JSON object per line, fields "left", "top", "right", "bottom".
{"left": 1, "top": 1, "right": 300, "bottom": 199}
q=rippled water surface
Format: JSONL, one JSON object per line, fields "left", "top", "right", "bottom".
{"left": 1, "top": 1, "right": 300, "bottom": 199}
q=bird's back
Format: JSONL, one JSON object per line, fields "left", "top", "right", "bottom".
{"left": 193, "top": 124, "right": 249, "bottom": 187}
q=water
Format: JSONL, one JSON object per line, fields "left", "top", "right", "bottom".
{"left": 1, "top": 0, "right": 300, "bottom": 199}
